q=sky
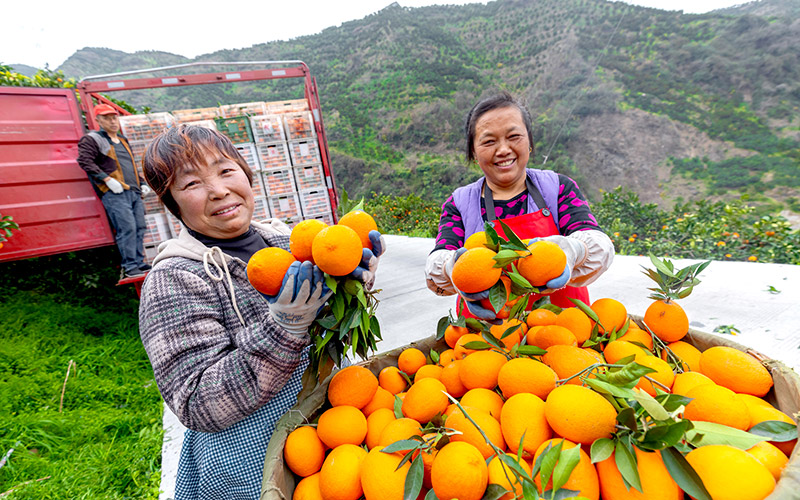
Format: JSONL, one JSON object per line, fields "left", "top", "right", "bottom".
{"left": 5, "top": 0, "right": 750, "bottom": 70}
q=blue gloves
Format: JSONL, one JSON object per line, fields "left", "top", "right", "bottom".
{"left": 529, "top": 235, "right": 586, "bottom": 294}
{"left": 349, "top": 230, "right": 385, "bottom": 290}
{"left": 450, "top": 247, "right": 499, "bottom": 322}
{"left": 266, "top": 261, "right": 333, "bottom": 336}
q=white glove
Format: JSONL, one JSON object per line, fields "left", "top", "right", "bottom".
{"left": 104, "top": 178, "right": 124, "bottom": 194}
{"left": 535, "top": 235, "right": 588, "bottom": 291}
{"left": 349, "top": 230, "right": 385, "bottom": 290}
{"left": 141, "top": 184, "right": 153, "bottom": 197}
{"left": 267, "top": 261, "right": 333, "bottom": 336}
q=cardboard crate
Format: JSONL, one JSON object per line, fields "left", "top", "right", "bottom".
{"left": 266, "top": 99, "right": 309, "bottom": 114}
{"left": 287, "top": 139, "right": 321, "bottom": 167}
{"left": 251, "top": 115, "right": 286, "bottom": 144}
{"left": 172, "top": 107, "right": 220, "bottom": 123}
{"left": 299, "top": 188, "right": 332, "bottom": 218}
{"left": 143, "top": 213, "right": 171, "bottom": 246}
{"left": 235, "top": 143, "right": 260, "bottom": 172}
{"left": 166, "top": 212, "right": 184, "bottom": 238}
{"left": 182, "top": 119, "right": 217, "bottom": 130}
{"left": 262, "top": 167, "right": 297, "bottom": 196}
{"left": 252, "top": 196, "right": 271, "bottom": 223}
{"left": 219, "top": 101, "right": 268, "bottom": 118}
{"left": 292, "top": 164, "right": 325, "bottom": 191}
{"left": 282, "top": 111, "right": 315, "bottom": 140}
{"left": 268, "top": 193, "right": 302, "bottom": 221}
{"left": 303, "top": 211, "right": 335, "bottom": 226}
{"left": 120, "top": 112, "right": 177, "bottom": 142}
{"left": 257, "top": 142, "right": 291, "bottom": 170}
{"left": 215, "top": 116, "right": 253, "bottom": 144}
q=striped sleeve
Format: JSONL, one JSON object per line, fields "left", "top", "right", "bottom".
{"left": 433, "top": 195, "right": 466, "bottom": 252}
{"left": 556, "top": 174, "right": 603, "bottom": 235}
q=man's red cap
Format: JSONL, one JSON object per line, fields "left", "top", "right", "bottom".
{"left": 93, "top": 104, "right": 119, "bottom": 116}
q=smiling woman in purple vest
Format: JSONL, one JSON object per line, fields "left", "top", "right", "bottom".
{"left": 425, "top": 92, "right": 615, "bottom": 319}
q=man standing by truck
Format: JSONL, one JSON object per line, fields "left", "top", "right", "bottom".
{"left": 77, "top": 104, "right": 152, "bottom": 279}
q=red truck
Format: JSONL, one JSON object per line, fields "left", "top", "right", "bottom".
{"left": 0, "top": 61, "right": 339, "bottom": 292}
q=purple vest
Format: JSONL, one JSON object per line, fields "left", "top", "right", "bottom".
{"left": 452, "top": 169, "right": 560, "bottom": 238}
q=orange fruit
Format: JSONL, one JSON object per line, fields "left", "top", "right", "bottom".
{"left": 415, "top": 434, "right": 440, "bottom": 489}
{"left": 338, "top": 210, "right": 378, "bottom": 250}
{"left": 747, "top": 441, "right": 789, "bottom": 481}
{"left": 517, "top": 240, "right": 566, "bottom": 287}
{"left": 319, "top": 444, "right": 368, "bottom": 500}
{"left": 290, "top": 218, "right": 328, "bottom": 262}
{"left": 661, "top": 341, "right": 701, "bottom": 372}
{"left": 293, "top": 472, "right": 323, "bottom": 500}
{"left": 451, "top": 247, "right": 502, "bottom": 293}
{"left": 360, "top": 445, "right": 411, "bottom": 500}
{"left": 365, "top": 407, "right": 396, "bottom": 450}
{"left": 438, "top": 349, "right": 457, "bottom": 367}
{"left": 544, "top": 385, "right": 617, "bottom": 445}
{"left": 643, "top": 299, "right": 688, "bottom": 342}
{"left": 398, "top": 348, "right": 427, "bottom": 376}
{"left": 603, "top": 340, "right": 647, "bottom": 364}
{"left": 446, "top": 408, "right": 505, "bottom": 459}
{"left": 542, "top": 345, "right": 601, "bottom": 385}
{"left": 431, "top": 442, "right": 488, "bottom": 500}
{"left": 488, "top": 319, "right": 525, "bottom": 350}
{"left": 555, "top": 307, "right": 593, "bottom": 344}
{"left": 454, "top": 333, "right": 484, "bottom": 360}
{"left": 328, "top": 365, "right": 379, "bottom": 409}
{"left": 444, "top": 325, "right": 468, "bottom": 348}
{"left": 285, "top": 426, "right": 326, "bottom": 477}
{"left": 440, "top": 360, "right": 468, "bottom": 399}
{"left": 500, "top": 392, "right": 552, "bottom": 457}
{"left": 671, "top": 371, "right": 714, "bottom": 396}
{"left": 526, "top": 308, "right": 558, "bottom": 328}
{"left": 684, "top": 384, "right": 751, "bottom": 430}
{"left": 402, "top": 377, "right": 449, "bottom": 423}
{"left": 589, "top": 298, "right": 627, "bottom": 334}
{"left": 739, "top": 395, "right": 797, "bottom": 456}
{"left": 596, "top": 446, "right": 681, "bottom": 500}
{"left": 378, "top": 417, "right": 422, "bottom": 447}
{"left": 311, "top": 224, "right": 363, "bottom": 276}
{"left": 415, "top": 363, "right": 443, "bottom": 381}
{"left": 534, "top": 438, "right": 600, "bottom": 500}
{"left": 530, "top": 325, "right": 577, "bottom": 349}
{"left": 246, "top": 247, "right": 297, "bottom": 295}
{"left": 463, "top": 231, "right": 488, "bottom": 249}
{"left": 378, "top": 366, "right": 407, "bottom": 395}
{"left": 362, "top": 386, "right": 395, "bottom": 416}
{"left": 316, "top": 405, "right": 368, "bottom": 448}
{"left": 699, "top": 346, "right": 773, "bottom": 397}
{"left": 459, "top": 350, "right": 508, "bottom": 390}
{"left": 633, "top": 355, "right": 675, "bottom": 396}
{"left": 497, "top": 357, "right": 557, "bottom": 399}
{"left": 460, "top": 387, "right": 505, "bottom": 421}
{"left": 488, "top": 453, "right": 533, "bottom": 500}
{"left": 617, "top": 328, "right": 654, "bottom": 350}
{"left": 685, "top": 445, "right": 776, "bottom": 500}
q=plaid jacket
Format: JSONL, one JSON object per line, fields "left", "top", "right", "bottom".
{"left": 138, "top": 219, "right": 310, "bottom": 433}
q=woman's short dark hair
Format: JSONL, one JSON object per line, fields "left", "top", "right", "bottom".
{"left": 142, "top": 124, "right": 253, "bottom": 220}
{"left": 464, "top": 91, "right": 534, "bottom": 163}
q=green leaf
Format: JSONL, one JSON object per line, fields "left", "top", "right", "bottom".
{"left": 484, "top": 221, "right": 500, "bottom": 246}
{"left": 508, "top": 270, "right": 533, "bottom": 289}
{"left": 495, "top": 249, "right": 524, "bottom": 268}
{"left": 568, "top": 297, "right": 599, "bottom": 323}
{"left": 632, "top": 388, "right": 670, "bottom": 421}
{"left": 522, "top": 479, "right": 540, "bottom": 499}
{"left": 403, "top": 456, "right": 424, "bottom": 500}
{"left": 394, "top": 395, "right": 404, "bottom": 419}
{"left": 537, "top": 441, "right": 563, "bottom": 493}
{"left": 383, "top": 439, "right": 423, "bottom": 454}
{"left": 605, "top": 362, "right": 656, "bottom": 385}
{"left": 332, "top": 293, "right": 346, "bottom": 321}
{"left": 480, "top": 332, "right": 505, "bottom": 351}
{"left": 489, "top": 279, "right": 509, "bottom": 312}
{"left": 660, "top": 447, "right": 712, "bottom": 500}
{"left": 424, "top": 488, "right": 439, "bottom": 500}
{"left": 686, "top": 421, "right": 767, "bottom": 449}
{"left": 483, "top": 484, "right": 512, "bottom": 500}
{"left": 749, "top": 420, "right": 798, "bottom": 442}
{"left": 584, "top": 378, "right": 637, "bottom": 399}
{"left": 590, "top": 438, "right": 615, "bottom": 464}
{"left": 463, "top": 340, "right": 493, "bottom": 350}
{"left": 498, "top": 219, "right": 529, "bottom": 249}
{"left": 614, "top": 440, "right": 643, "bottom": 493}
{"left": 551, "top": 445, "right": 581, "bottom": 493}
{"left": 658, "top": 394, "right": 692, "bottom": 413}
{"left": 465, "top": 318, "right": 484, "bottom": 331}
{"left": 436, "top": 317, "right": 450, "bottom": 340}
{"left": 325, "top": 274, "right": 338, "bottom": 293}
{"left": 316, "top": 315, "right": 338, "bottom": 329}
{"left": 616, "top": 407, "right": 638, "bottom": 431}
{"left": 370, "top": 315, "right": 382, "bottom": 341}
{"left": 498, "top": 323, "right": 521, "bottom": 339}
{"left": 516, "top": 345, "right": 548, "bottom": 356}
{"left": 509, "top": 294, "right": 529, "bottom": 319}
{"left": 638, "top": 420, "right": 692, "bottom": 451}
{"left": 429, "top": 350, "right": 440, "bottom": 365}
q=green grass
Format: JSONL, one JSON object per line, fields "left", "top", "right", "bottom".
{"left": 0, "top": 253, "right": 163, "bottom": 499}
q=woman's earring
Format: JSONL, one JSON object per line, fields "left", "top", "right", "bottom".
{"left": 529, "top": 147, "right": 532, "bottom": 153}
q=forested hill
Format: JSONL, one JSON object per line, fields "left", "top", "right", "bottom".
{"left": 59, "top": 0, "right": 800, "bottom": 216}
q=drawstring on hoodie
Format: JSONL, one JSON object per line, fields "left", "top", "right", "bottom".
{"left": 203, "top": 247, "right": 246, "bottom": 327}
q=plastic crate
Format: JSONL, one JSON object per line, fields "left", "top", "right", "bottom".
{"left": 182, "top": 119, "right": 217, "bottom": 130}
{"left": 215, "top": 116, "right": 253, "bottom": 144}
{"left": 252, "top": 196, "right": 271, "bottom": 223}
{"left": 144, "top": 244, "right": 160, "bottom": 265}
{"left": 266, "top": 99, "right": 309, "bottom": 114}
{"left": 143, "top": 213, "right": 172, "bottom": 246}
{"left": 287, "top": 139, "right": 321, "bottom": 167}
{"left": 250, "top": 171, "right": 267, "bottom": 198}
{"left": 128, "top": 139, "right": 150, "bottom": 172}
{"left": 282, "top": 111, "right": 315, "bottom": 140}
{"left": 251, "top": 115, "right": 286, "bottom": 144}
{"left": 292, "top": 164, "right": 326, "bottom": 191}
{"left": 120, "top": 112, "right": 177, "bottom": 142}
{"left": 299, "top": 188, "right": 332, "bottom": 218}
{"left": 219, "top": 101, "right": 268, "bottom": 118}
{"left": 303, "top": 211, "right": 335, "bottom": 226}
{"left": 166, "top": 212, "right": 184, "bottom": 238}
{"left": 262, "top": 167, "right": 297, "bottom": 196}
{"left": 257, "top": 142, "right": 292, "bottom": 170}
{"left": 235, "top": 143, "right": 260, "bottom": 172}
{"left": 172, "top": 107, "right": 220, "bottom": 123}
{"left": 268, "top": 193, "right": 302, "bottom": 220}
{"left": 142, "top": 194, "right": 165, "bottom": 214}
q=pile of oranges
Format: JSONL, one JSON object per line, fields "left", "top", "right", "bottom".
{"left": 247, "top": 210, "right": 377, "bottom": 295}
{"left": 282, "top": 293, "right": 796, "bottom": 500}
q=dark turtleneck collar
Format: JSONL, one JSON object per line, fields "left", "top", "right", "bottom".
{"left": 187, "top": 226, "right": 267, "bottom": 263}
